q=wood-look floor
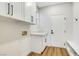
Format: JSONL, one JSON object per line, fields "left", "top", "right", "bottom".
{"left": 28, "top": 46, "right": 69, "bottom": 56}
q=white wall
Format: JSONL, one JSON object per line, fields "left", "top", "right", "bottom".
{"left": 39, "top": 3, "right": 73, "bottom": 46}
{"left": 0, "top": 19, "right": 31, "bottom": 56}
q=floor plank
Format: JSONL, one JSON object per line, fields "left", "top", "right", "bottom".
{"left": 61, "top": 48, "right": 69, "bottom": 56}
{"left": 28, "top": 52, "right": 41, "bottom": 56}
{"left": 56, "top": 48, "right": 62, "bottom": 56}
{"left": 28, "top": 46, "right": 69, "bottom": 56}
{"left": 42, "top": 47, "right": 49, "bottom": 56}
{"left": 46, "top": 47, "right": 52, "bottom": 56}
{"left": 52, "top": 47, "right": 57, "bottom": 56}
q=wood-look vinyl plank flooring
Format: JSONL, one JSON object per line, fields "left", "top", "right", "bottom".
{"left": 28, "top": 46, "right": 69, "bottom": 56}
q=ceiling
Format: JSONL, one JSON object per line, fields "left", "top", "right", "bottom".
{"left": 36, "top": 2, "right": 65, "bottom": 8}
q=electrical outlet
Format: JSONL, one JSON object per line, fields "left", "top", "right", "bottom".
{"left": 22, "top": 31, "right": 27, "bottom": 36}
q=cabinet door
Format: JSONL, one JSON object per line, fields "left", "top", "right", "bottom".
{"left": 10, "top": 2, "right": 23, "bottom": 20}
{"left": 31, "top": 3, "right": 37, "bottom": 24}
{"left": 0, "top": 2, "right": 9, "bottom": 16}
{"left": 24, "top": 2, "right": 37, "bottom": 23}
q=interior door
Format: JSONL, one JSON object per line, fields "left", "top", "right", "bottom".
{"left": 50, "top": 15, "right": 65, "bottom": 48}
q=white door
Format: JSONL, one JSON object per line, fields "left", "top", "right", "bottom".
{"left": 50, "top": 15, "right": 65, "bottom": 48}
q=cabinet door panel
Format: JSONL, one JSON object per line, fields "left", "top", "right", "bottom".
{"left": 0, "top": 2, "right": 9, "bottom": 16}
{"left": 10, "top": 2, "right": 23, "bottom": 20}
{"left": 25, "top": 2, "right": 37, "bottom": 23}
{"left": 31, "top": 3, "right": 37, "bottom": 23}
{"left": 24, "top": 2, "right": 32, "bottom": 22}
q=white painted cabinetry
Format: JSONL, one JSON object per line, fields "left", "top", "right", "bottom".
{"left": 72, "top": 3, "right": 79, "bottom": 54}
{"left": 30, "top": 3, "right": 37, "bottom": 24}
{"left": 0, "top": 2, "right": 37, "bottom": 24}
{"left": 0, "top": 3, "right": 9, "bottom": 16}
{"left": 0, "top": 2, "right": 24, "bottom": 19}
{"left": 9, "top": 2, "right": 24, "bottom": 20}
{"left": 24, "top": 2, "right": 37, "bottom": 24}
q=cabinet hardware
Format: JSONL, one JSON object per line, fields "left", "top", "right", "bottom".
{"left": 8, "top": 3, "right": 10, "bottom": 15}
{"left": 31, "top": 16, "right": 33, "bottom": 22}
{"left": 64, "top": 17, "right": 66, "bottom": 20}
{"left": 75, "top": 18, "right": 78, "bottom": 21}
{"left": 51, "top": 30, "right": 54, "bottom": 34}
{"left": 64, "top": 30, "right": 66, "bottom": 33}
{"left": 45, "top": 38, "right": 47, "bottom": 42}
{"left": 11, "top": 5, "right": 13, "bottom": 16}
{"left": 64, "top": 43, "right": 65, "bottom": 46}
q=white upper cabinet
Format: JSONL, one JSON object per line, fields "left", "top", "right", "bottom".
{"left": 24, "top": 2, "right": 37, "bottom": 24}
{"left": 9, "top": 2, "right": 24, "bottom": 20}
{"left": 30, "top": 3, "right": 37, "bottom": 24}
{"left": 0, "top": 2, "right": 37, "bottom": 24}
{"left": 0, "top": 3, "right": 10, "bottom": 16}
{"left": 24, "top": 2, "right": 32, "bottom": 22}
{"left": 73, "top": 2, "right": 79, "bottom": 43}
{"left": 0, "top": 2, "right": 24, "bottom": 21}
